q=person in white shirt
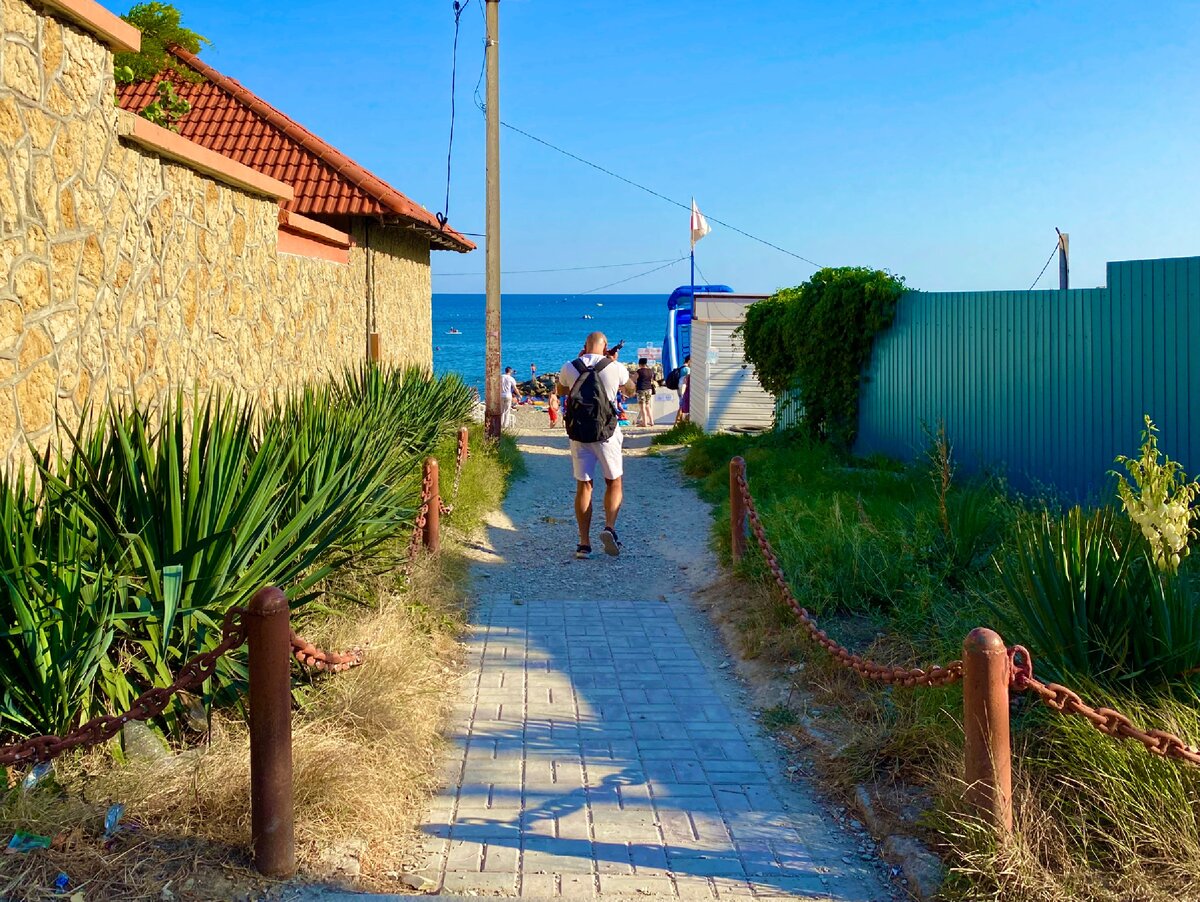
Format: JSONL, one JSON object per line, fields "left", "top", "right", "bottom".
{"left": 500, "top": 367, "right": 520, "bottom": 429}
{"left": 557, "top": 332, "right": 636, "bottom": 558}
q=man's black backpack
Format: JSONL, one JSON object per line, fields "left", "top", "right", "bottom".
{"left": 664, "top": 366, "right": 683, "bottom": 391}
{"left": 565, "top": 357, "right": 617, "bottom": 444}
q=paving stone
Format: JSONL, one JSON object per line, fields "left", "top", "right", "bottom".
{"left": 417, "top": 594, "right": 891, "bottom": 900}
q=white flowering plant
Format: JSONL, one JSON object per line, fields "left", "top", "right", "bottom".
{"left": 1114, "top": 416, "right": 1200, "bottom": 572}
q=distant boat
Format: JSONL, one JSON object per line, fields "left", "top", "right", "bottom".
{"left": 596, "top": 302, "right": 604, "bottom": 307}
{"left": 446, "top": 328, "right": 462, "bottom": 335}
{"left": 581, "top": 314, "right": 593, "bottom": 320}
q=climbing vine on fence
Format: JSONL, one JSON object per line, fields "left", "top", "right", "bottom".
{"left": 740, "top": 266, "right": 905, "bottom": 448}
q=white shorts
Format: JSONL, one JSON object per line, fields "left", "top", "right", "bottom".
{"left": 570, "top": 430, "right": 624, "bottom": 482}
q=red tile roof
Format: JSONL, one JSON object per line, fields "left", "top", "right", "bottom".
{"left": 117, "top": 48, "right": 474, "bottom": 252}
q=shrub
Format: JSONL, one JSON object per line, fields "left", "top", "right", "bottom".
{"left": 115, "top": 3, "right": 209, "bottom": 85}
{"left": 740, "top": 267, "right": 906, "bottom": 448}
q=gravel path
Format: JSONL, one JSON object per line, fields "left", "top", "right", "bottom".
{"left": 404, "top": 422, "right": 895, "bottom": 900}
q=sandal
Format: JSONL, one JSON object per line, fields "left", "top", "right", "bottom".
{"left": 600, "top": 527, "right": 622, "bottom": 557}
{"left": 575, "top": 544, "right": 592, "bottom": 559}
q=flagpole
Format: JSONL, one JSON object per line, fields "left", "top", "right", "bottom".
{"left": 689, "top": 198, "right": 696, "bottom": 366}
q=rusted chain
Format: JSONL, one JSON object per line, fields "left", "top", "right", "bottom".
{"left": 1008, "top": 646, "right": 1200, "bottom": 766}
{"left": 0, "top": 607, "right": 248, "bottom": 768}
{"left": 441, "top": 428, "right": 471, "bottom": 518}
{"left": 290, "top": 632, "right": 363, "bottom": 673}
{"left": 735, "top": 468, "right": 964, "bottom": 687}
{"left": 736, "top": 458, "right": 1200, "bottom": 770}
{"left": 408, "top": 462, "right": 435, "bottom": 560}
{"left": 0, "top": 608, "right": 366, "bottom": 768}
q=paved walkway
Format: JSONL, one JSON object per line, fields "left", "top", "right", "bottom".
{"left": 417, "top": 592, "right": 888, "bottom": 899}
{"left": 412, "top": 432, "right": 892, "bottom": 900}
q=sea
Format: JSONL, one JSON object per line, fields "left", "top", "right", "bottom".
{"left": 432, "top": 293, "right": 668, "bottom": 391}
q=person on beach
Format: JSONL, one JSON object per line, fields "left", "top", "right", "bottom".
{"left": 547, "top": 391, "right": 560, "bottom": 428}
{"left": 500, "top": 366, "right": 520, "bottom": 430}
{"left": 558, "top": 332, "right": 636, "bottom": 559}
{"left": 672, "top": 355, "right": 691, "bottom": 425}
{"left": 634, "top": 357, "right": 656, "bottom": 427}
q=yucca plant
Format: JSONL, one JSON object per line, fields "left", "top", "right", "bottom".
{"left": 992, "top": 507, "right": 1200, "bottom": 686}
{"left": 264, "top": 365, "right": 474, "bottom": 562}
{"left": 0, "top": 366, "right": 474, "bottom": 741}
{"left": 0, "top": 467, "right": 139, "bottom": 738}
{"left": 38, "top": 393, "right": 393, "bottom": 727}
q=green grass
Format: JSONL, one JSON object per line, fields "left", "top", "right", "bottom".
{"left": 682, "top": 426, "right": 1200, "bottom": 900}
{"left": 650, "top": 420, "right": 704, "bottom": 446}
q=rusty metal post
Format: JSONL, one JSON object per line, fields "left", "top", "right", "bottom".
{"left": 423, "top": 456, "right": 440, "bottom": 553}
{"left": 458, "top": 426, "right": 470, "bottom": 466}
{"left": 730, "top": 456, "right": 748, "bottom": 563}
{"left": 962, "top": 627, "right": 1013, "bottom": 837}
{"left": 246, "top": 587, "right": 295, "bottom": 877}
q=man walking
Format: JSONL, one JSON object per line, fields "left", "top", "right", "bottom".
{"left": 558, "top": 332, "right": 636, "bottom": 558}
{"left": 500, "top": 366, "right": 520, "bottom": 430}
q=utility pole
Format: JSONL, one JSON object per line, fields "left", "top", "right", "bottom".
{"left": 1056, "top": 228, "right": 1069, "bottom": 290}
{"left": 483, "top": 0, "right": 502, "bottom": 440}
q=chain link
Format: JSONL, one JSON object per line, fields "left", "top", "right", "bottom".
{"left": 407, "top": 462, "right": 435, "bottom": 561}
{"left": 1008, "top": 646, "right": 1200, "bottom": 766}
{"left": 0, "top": 605, "right": 366, "bottom": 768}
{"left": 0, "top": 606, "right": 248, "bottom": 768}
{"left": 290, "top": 632, "right": 364, "bottom": 673}
{"left": 735, "top": 469, "right": 964, "bottom": 687}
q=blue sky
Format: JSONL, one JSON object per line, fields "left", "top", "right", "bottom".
{"left": 143, "top": 1, "right": 1197, "bottom": 293}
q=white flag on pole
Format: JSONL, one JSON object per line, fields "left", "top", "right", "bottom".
{"left": 690, "top": 198, "right": 711, "bottom": 247}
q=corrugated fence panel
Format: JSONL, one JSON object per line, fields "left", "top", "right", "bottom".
{"left": 849, "top": 256, "right": 1200, "bottom": 498}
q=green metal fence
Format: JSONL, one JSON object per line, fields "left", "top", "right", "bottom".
{"left": 845, "top": 255, "right": 1200, "bottom": 497}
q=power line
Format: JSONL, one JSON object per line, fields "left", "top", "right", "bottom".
{"left": 436, "top": 257, "right": 682, "bottom": 277}
{"left": 566, "top": 256, "right": 688, "bottom": 296}
{"left": 439, "top": 0, "right": 471, "bottom": 229}
{"left": 498, "top": 121, "right": 824, "bottom": 269}
{"left": 1028, "top": 240, "right": 1060, "bottom": 290}
{"left": 473, "top": 0, "right": 486, "bottom": 114}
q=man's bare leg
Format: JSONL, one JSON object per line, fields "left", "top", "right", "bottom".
{"left": 575, "top": 479, "right": 593, "bottom": 545}
{"left": 603, "top": 476, "right": 623, "bottom": 530}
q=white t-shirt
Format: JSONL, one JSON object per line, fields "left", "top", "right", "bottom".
{"left": 558, "top": 354, "right": 630, "bottom": 402}
{"left": 500, "top": 373, "right": 517, "bottom": 398}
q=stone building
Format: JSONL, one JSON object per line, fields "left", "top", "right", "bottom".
{"left": 0, "top": 0, "right": 473, "bottom": 465}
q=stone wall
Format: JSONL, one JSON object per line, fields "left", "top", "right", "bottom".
{"left": 349, "top": 221, "right": 432, "bottom": 370}
{"left": 0, "top": 0, "right": 434, "bottom": 465}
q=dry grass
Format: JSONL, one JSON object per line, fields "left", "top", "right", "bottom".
{"left": 0, "top": 551, "right": 469, "bottom": 900}
{"left": 0, "top": 429, "right": 519, "bottom": 900}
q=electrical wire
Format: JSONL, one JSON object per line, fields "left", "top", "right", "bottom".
{"left": 436, "top": 257, "right": 682, "bottom": 277}
{"left": 473, "top": 0, "right": 487, "bottom": 113}
{"left": 566, "top": 256, "right": 688, "bottom": 296}
{"left": 498, "top": 121, "right": 824, "bottom": 269}
{"left": 439, "top": 0, "right": 471, "bottom": 229}
{"left": 1029, "top": 240, "right": 1060, "bottom": 290}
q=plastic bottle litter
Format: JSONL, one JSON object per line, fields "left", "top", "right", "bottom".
{"left": 53, "top": 872, "right": 69, "bottom": 893}
{"left": 21, "top": 762, "right": 51, "bottom": 791}
{"left": 103, "top": 803, "right": 126, "bottom": 840}
{"left": 5, "top": 832, "right": 52, "bottom": 853}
